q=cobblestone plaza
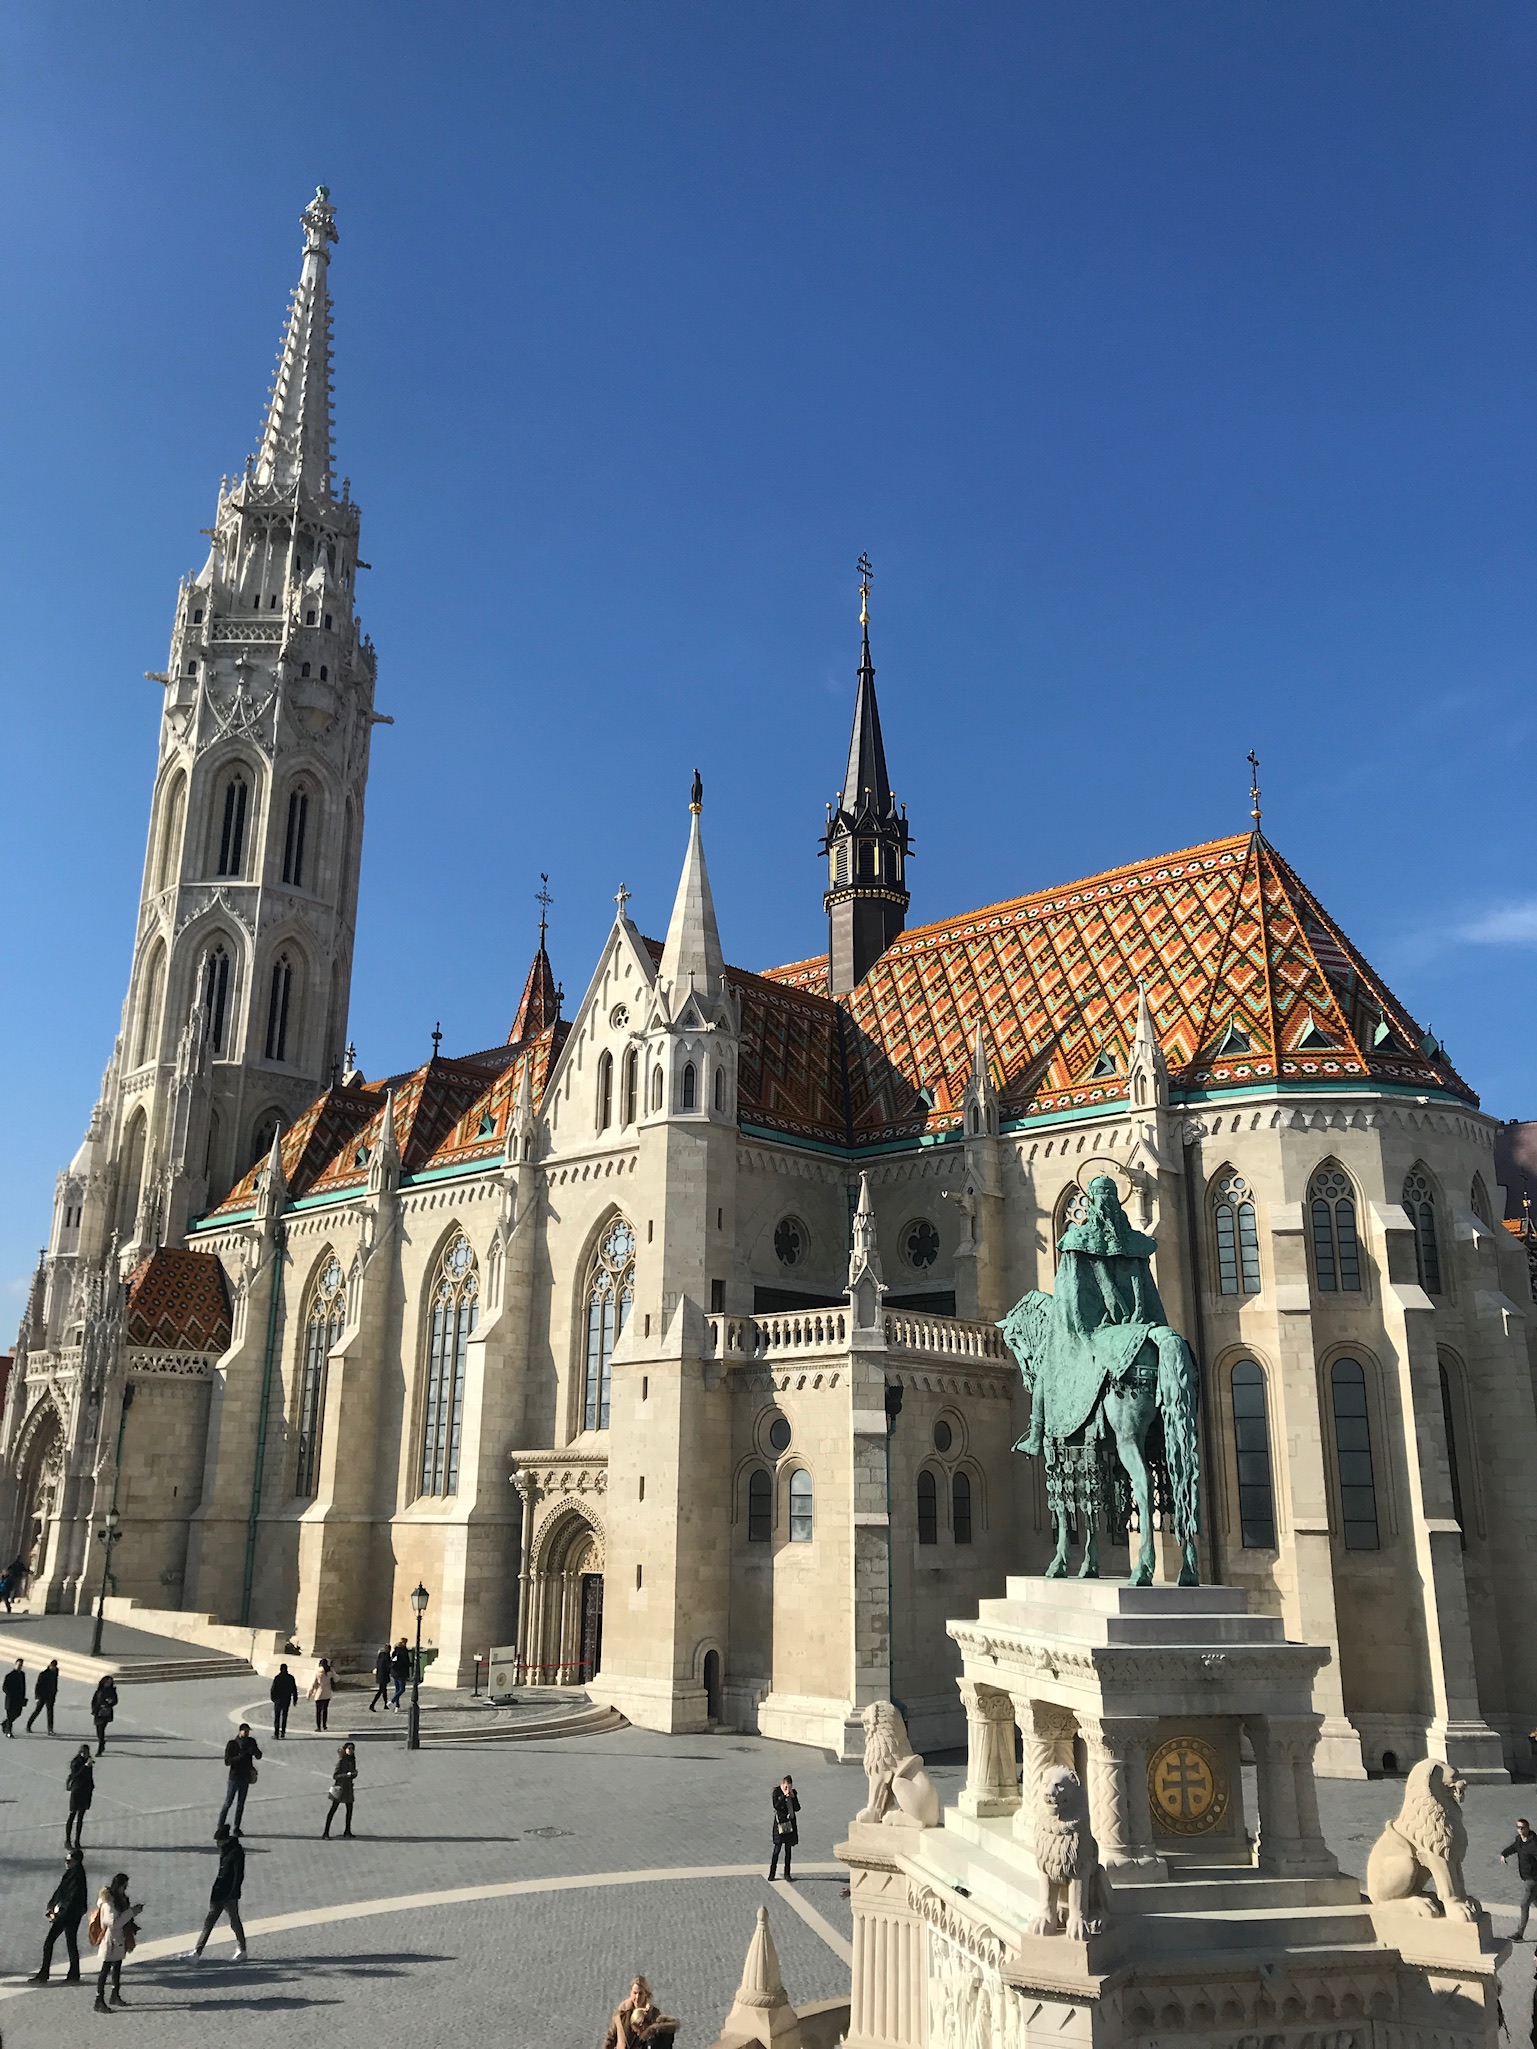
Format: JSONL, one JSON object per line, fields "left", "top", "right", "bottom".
{"left": 0, "top": 1654, "right": 1535, "bottom": 2047}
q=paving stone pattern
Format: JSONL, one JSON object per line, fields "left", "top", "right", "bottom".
{"left": 0, "top": 1673, "right": 1532, "bottom": 2047}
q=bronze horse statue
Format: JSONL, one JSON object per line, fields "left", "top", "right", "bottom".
{"left": 999, "top": 1176, "right": 1201, "bottom": 1586}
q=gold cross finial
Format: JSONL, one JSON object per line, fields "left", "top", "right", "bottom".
{"left": 1247, "top": 749, "right": 1262, "bottom": 829}
{"left": 857, "top": 552, "right": 873, "bottom": 627}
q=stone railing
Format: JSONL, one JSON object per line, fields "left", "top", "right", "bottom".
{"left": 702, "top": 1305, "right": 1011, "bottom": 1365}
{"left": 704, "top": 1309, "right": 848, "bottom": 1360}
{"left": 884, "top": 1311, "right": 1009, "bottom": 1362}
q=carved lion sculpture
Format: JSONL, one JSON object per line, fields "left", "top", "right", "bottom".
{"left": 856, "top": 1701, "right": 942, "bottom": 1829}
{"left": 1029, "top": 1765, "right": 1109, "bottom": 1941}
{"left": 1365, "top": 1759, "right": 1479, "bottom": 1920}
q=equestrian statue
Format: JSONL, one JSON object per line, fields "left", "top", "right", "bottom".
{"left": 998, "top": 1175, "right": 1201, "bottom": 1586}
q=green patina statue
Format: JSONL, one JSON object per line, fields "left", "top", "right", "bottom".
{"left": 999, "top": 1175, "right": 1201, "bottom": 1586}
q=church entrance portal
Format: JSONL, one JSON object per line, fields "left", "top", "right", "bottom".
{"left": 12, "top": 1404, "right": 64, "bottom": 1596}
{"left": 579, "top": 1572, "right": 603, "bottom": 1683}
{"left": 521, "top": 1505, "right": 606, "bottom": 1687}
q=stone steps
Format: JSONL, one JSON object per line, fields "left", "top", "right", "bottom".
{"left": 422, "top": 1703, "right": 627, "bottom": 1745}
{"left": 0, "top": 1635, "right": 252, "bottom": 1688}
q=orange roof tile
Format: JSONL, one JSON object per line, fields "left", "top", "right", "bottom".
{"left": 124, "top": 1248, "right": 232, "bottom": 1352}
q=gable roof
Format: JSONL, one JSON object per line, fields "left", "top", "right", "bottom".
{"left": 753, "top": 830, "right": 1473, "bottom": 1147}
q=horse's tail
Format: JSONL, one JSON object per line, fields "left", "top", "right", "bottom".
{"left": 1155, "top": 1330, "right": 1201, "bottom": 1539}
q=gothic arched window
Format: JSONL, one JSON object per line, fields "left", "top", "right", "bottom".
{"left": 917, "top": 1468, "right": 938, "bottom": 1545}
{"left": 789, "top": 1468, "right": 814, "bottom": 1542}
{"left": 1438, "top": 1356, "right": 1466, "bottom": 1543}
{"left": 953, "top": 1469, "right": 973, "bottom": 1544}
{"left": 1330, "top": 1357, "right": 1380, "bottom": 1550}
{"left": 282, "top": 788, "right": 309, "bottom": 888}
{"left": 296, "top": 1254, "right": 345, "bottom": 1497}
{"left": 1214, "top": 1169, "right": 1261, "bottom": 1295}
{"left": 680, "top": 1062, "right": 697, "bottom": 1111}
{"left": 201, "top": 944, "right": 232, "bottom": 1055}
{"left": 1403, "top": 1168, "right": 1442, "bottom": 1294}
{"left": 714, "top": 1065, "right": 726, "bottom": 1111}
{"left": 1052, "top": 1183, "right": 1089, "bottom": 1266}
{"left": 1470, "top": 1175, "right": 1493, "bottom": 1228}
{"left": 622, "top": 1049, "right": 638, "bottom": 1126}
{"left": 596, "top": 1051, "right": 613, "bottom": 1133}
{"left": 250, "top": 1110, "right": 283, "bottom": 1171}
{"left": 747, "top": 1466, "right": 772, "bottom": 1542}
{"left": 264, "top": 955, "right": 294, "bottom": 1062}
{"left": 155, "top": 773, "right": 185, "bottom": 891}
{"left": 420, "top": 1234, "right": 479, "bottom": 1496}
{"left": 1309, "top": 1164, "right": 1361, "bottom": 1292}
{"left": 583, "top": 1218, "right": 635, "bottom": 1432}
{"left": 217, "top": 774, "right": 249, "bottom": 877}
{"left": 650, "top": 1066, "right": 663, "bottom": 1113}
{"left": 133, "top": 943, "right": 166, "bottom": 1067}
{"left": 1230, "top": 1359, "right": 1276, "bottom": 1548}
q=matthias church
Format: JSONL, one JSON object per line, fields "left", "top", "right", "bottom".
{"left": 6, "top": 191, "right": 1536, "bottom": 1775}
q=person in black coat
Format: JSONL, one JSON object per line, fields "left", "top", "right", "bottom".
{"left": 769, "top": 1774, "right": 801, "bottom": 1881}
{"left": 217, "top": 1724, "right": 262, "bottom": 1836}
{"left": 269, "top": 1663, "right": 299, "bottom": 1739}
{"left": 65, "top": 1746, "right": 94, "bottom": 1848}
{"left": 90, "top": 1675, "right": 118, "bottom": 1756}
{"left": 368, "top": 1644, "right": 392, "bottom": 1712}
{"left": 30, "top": 1847, "right": 87, "bottom": 1982}
{"left": 185, "top": 1823, "right": 247, "bottom": 1961}
{"left": 27, "top": 1658, "right": 60, "bottom": 1734}
{"left": 3, "top": 1657, "right": 28, "bottom": 1735}
{"left": 390, "top": 1637, "right": 412, "bottom": 1709}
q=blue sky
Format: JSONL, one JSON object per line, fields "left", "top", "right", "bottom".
{"left": 0, "top": 4, "right": 1532, "bottom": 1308}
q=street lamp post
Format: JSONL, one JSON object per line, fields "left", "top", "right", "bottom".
{"left": 406, "top": 1581, "right": 429, "bottom": 1751}
{"left": 89, "top": 1381, "right": 135, "bottom": 1660}
{"left": 89, "top": 1510, "right": 122, "bottom": 1661}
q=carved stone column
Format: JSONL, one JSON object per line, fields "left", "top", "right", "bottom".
{"left": 512, "top": 1468, "right": 537, "bottom": 1683}
{"left": 957, "top": 1679, "right": 1020, "bottom": 1818}
{"left": 1251, "top": 1713, "right": 1338, "bottom": 1877}
{"left": 1011, "top": 1696, "right": 1075, "bottom": 1846}
{"left": 1078, "top": 1711, "right": 1167, "bottom": 1877}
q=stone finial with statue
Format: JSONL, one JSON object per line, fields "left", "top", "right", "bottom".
{"left": 999, "top": 1173, "right": 1201, "bottom": 1585}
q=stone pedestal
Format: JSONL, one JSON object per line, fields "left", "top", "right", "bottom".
{"left": 838, "top": 1576, "right": 1506, "bottom": 2049}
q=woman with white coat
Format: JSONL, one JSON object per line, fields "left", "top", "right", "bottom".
{"left": 307, "top": 1657, "right": 335, "bottom": 1733}
{"left": 92, "top": 1871, "right": 141, "bottom": 2013}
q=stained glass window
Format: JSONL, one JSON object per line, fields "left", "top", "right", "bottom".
{"left": 421, "top": 1234, "right": 478, "bottom": 1495}
{"left": 583, "top": 1219, "right": 635, "bottom": 1431}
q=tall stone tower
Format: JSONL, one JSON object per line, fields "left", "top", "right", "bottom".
{"left": 66, "top": 185, "right": 379, "bottom": 1277}
{"left": 822, "top": 562, "right": 910, "bottom": 995}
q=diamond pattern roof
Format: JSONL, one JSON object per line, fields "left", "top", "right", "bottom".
{"left": 124, "top": 1247, "right": 233, "bottom": 1352}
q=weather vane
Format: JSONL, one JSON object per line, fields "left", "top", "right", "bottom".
{"left": 1247, "top": 749, "right": 1262, "bottom": 829}
{"left": 857, "top": 552, "right": 873, "bottom": 627}
{"left": 536, "top": 873, "right": 553, "bottom": 945}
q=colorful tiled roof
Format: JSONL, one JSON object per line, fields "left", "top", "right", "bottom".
{"left": 124, "top": 1248, "right": 232, "bottom": 1352}
{"left": 205, "top": 1025, "right": 567, "bottom": 1217}
{"left": 509, "top": 943, "right": 561, "bottom": 1044}
{"left": 755, "top": 831, "right": 1473, "bottom": 1146}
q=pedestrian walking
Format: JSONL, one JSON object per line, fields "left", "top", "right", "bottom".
{"left": 90, "top": 1675, "right": 117, "bottom": 1756}
{"left": 269, "top": 1662, "right": 298, "bottom": 1739}
{"left": 769, "top": 1773, "right": 800, "bottom": 1881}
{"left": 322, "top": 1740, "right": 358, "bottom": 1838}
{"left": 368, "top": 1643, "right": 391, "bottom": 1712}
{"left": 1503, "top": 1816, "right": 1537, "bottom": 1939}
{"left": 3, "top": 1656, "right": 28, "bottom": 1735}
{"left": 65, "top": 1745, "right": 95, "bottom": 1848}
{"left": 183, "top": 1822, "right": 247, "bottom": 1963}
{"left": 90, "top": 1871, "right": 141, "bottom": 2012}
{"left": 390, "top": 1636, "right": 411, "bottom": 1709}
{"left": 30, "top": 1846, "right": 88, "bottom": 1984}
{"left": 27, "top": 1657, "right": 60, "bottom": 1734}
{"left": 0, "top": 1553, "right": 25, "bottom": 1612}
{"left": 217, "top": 1723, "right": 262, "bottom": 1836}
{"left": 308, "top": 1655, "right": 335, "bottom": 1731}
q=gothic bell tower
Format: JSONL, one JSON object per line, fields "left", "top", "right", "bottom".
{"left": 821, "top": 557, "right": 911, "bottom": 996}
{"left": 64, "top": 186, "right": 382, "bottom": 1274}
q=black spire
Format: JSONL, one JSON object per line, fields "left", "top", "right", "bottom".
{"left": 822, "top": 556, "right": 911, "bottom": 996}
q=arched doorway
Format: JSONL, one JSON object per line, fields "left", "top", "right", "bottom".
{"left": 703, "top": 1647, "right": 722, "bottom": 1722}
{"left": 12, "top": 1403, "right": 64, "bottom": 1595}
{"left": 524, "top": 1505, "right": 605, "bottom": 1687}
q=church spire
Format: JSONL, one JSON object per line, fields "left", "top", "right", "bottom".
{"left": 822, "top": 556, "right": 911, "bottom": 996}
{"left": 255, "top": 186, "right": 338, "bottom": 496}
{"left": 659, "top": 772, "right": 725, "bottom": 997}
{"left": 509, "top": 879, "right": 562, "bottom": 1043}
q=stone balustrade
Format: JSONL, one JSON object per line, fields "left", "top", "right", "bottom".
{"left": 705, "top": 1309, "right": 849, "bottom": 1358}
{"left": 883, "top": 1311, "right": 1008, "bottom": 1361}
